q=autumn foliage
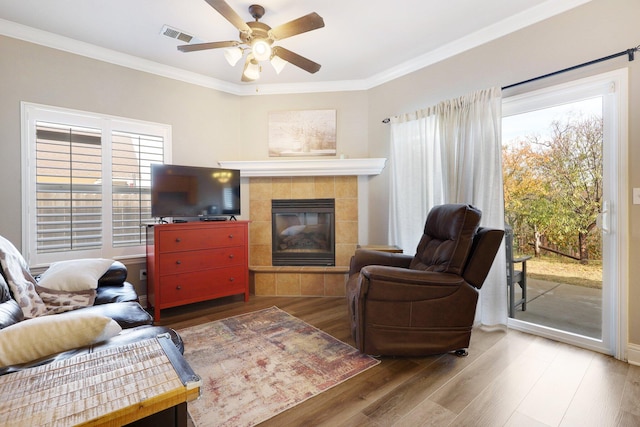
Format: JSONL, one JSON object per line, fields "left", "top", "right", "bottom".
{"left": 503, "top": 115, "right": 603, "bottom": 263}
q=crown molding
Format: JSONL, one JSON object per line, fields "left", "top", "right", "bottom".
{"left": 362, "top": 0, "right": 594, "bottom": 89}
{"left": 0, "top": 18, "right": 245, "bottom": 95}
{"left": 0, "top": 0, "right": 592, "bottom": 96}
{"left": 234, "top": 79, "right": 370, "bottom": 95}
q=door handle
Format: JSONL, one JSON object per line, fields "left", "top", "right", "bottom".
{"left": 597, "top": 200, "right": 610, "bottom": 234}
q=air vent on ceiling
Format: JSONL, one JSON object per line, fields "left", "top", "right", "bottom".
{"left": 161, "top": 25, "right": 194, "bottom": 43}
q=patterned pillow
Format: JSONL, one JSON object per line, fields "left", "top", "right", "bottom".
{"left": 36, "top": 286, "right": 96, "bottom": 315}
{"left": 0, "top": 246, "right": 47, "bottom": 319}
{"left": 0, "top": 236, "right": 98, "bottom": 317}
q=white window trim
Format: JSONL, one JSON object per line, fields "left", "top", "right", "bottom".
{"left": 21, "top": 102, "right": 172, "bottom": 268}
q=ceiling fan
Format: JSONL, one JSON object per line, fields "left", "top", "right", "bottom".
{"left": 178, "top": 0, "right": 325, "bottom": 82}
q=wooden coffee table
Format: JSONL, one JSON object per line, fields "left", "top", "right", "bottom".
{"left": 0, "top": 335, "right": 200, "bottom": 426}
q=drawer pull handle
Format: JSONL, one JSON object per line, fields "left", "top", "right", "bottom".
{"left": 229, "top": 277, "right": 235, "bottom": 282}
{"left": 175, "top": 238, "right": 181, "bottom": 243}
{"left": 228, "top": 254, "right": 234, "bottom": 259}
{"left": 176, "top": 285, "right": 182, "bottom": 290}
{"left": 228, "top": 234, "right": 234, "bottom": 239}
{"left": 176, "top": 260, "right": 181, "bottom": 265}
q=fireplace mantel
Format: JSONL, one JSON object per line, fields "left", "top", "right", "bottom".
{"left": 218, "top": 158, "right": 386, "bottom": 177}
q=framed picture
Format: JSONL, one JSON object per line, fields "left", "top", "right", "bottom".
{"left": 268, "top": 109, "right": 336, "bottom": 157}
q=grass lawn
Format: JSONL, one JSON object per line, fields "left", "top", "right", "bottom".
{"left": 525, "top": 256, "right": 602, "bottom": 289}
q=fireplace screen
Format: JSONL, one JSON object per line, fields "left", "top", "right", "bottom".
{"left": 272, "top": 199, "right": 335, "bottom": 266}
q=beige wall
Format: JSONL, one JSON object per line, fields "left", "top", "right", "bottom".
{"left": 0, "top": 0, "right": 638, "bottom": 348}
{"left": 235, "top": 91, "right": 370, "bottom": 160}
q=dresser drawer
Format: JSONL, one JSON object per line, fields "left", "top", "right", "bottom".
{"left": 160, "top": 266, "right": 246, "bottom": 304}
{"left": 158, "top": 225, "right": 246, "bottom": 253}
{"left": 158, "top": 246, "right": 246, "bottom": 275}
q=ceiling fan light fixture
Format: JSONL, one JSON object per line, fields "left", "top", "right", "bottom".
{"left": 270, "top": 54, "right": 287, "bottom": 74}
{"left": 243, "top": 56, "right": 261, "bottom": 80}
{"left": 223, "top": 47, "right": 243, "bottom": 66}
{"left": 251, "top": 38, "right": 272, "bottom": 62}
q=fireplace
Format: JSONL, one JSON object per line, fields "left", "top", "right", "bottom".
{"left": 272, "top": 198, "right": 335, "bottom": 266}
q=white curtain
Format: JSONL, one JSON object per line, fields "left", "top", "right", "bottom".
{"left": 388, "top": 86, "right": 507, "bottom": 326}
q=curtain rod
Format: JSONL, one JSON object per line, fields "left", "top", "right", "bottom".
{"left": 501, "top": 44, "right": 638, "bottom": 90}
{"left": 382, "top": 43, "right": 639, "bottom": 124}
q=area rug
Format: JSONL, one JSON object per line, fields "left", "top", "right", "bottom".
{"left": 179, "top": 306, "right": 379, "bottom": 427}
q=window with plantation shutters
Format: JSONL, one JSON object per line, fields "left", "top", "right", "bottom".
{"left": 22, "top": 103, "right": 171, "bottom": 267}
{"left": 35, "top": 123, "right": 104, "bottom": 254}
{"left": 111, "top": 131, "right": 163, "bottom": 247}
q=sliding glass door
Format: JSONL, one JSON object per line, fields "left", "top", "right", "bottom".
{"left": 502, "top": 69, "right": 628, "bottom": 358}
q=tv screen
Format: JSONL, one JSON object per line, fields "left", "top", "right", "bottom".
{"left": 151, "top": 164, "right": 241, "bottom": 219}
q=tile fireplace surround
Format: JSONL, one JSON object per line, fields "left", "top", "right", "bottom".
{"left": 219, "top": 159, "right": 386, "bottom": 297}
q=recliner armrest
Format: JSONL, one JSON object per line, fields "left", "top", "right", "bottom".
{"left": 357, "top": 266, "right": 469, "bottom": 302}
{"left": 462, "top": 227, "right": 504, "bottom": 289}
{"left": 95, "top": 281, "right": 139, "bottom": 304}
{"left": 97, "top": 261, "right": 128, "bottom": 287}
{"left": 349, "top": 249, "right": 413, "bottom": 276}
{"left": 361, "top": 265, "right": 464, "bottom": 287}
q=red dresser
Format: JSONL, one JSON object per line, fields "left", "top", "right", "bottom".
{"left": 146, "top": 221, "right": 249, "bottom": 322}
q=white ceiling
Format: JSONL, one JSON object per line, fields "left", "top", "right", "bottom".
{"left": 0, "top": 0, "right": 591, "bottom": 95}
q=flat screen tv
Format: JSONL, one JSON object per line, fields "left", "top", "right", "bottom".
{"left": 151, "top": 164, "right": 241, "bottom": 220}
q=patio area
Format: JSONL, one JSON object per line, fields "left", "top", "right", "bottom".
{"left": 510, "top": 277, "right": 602, "bottom": 339}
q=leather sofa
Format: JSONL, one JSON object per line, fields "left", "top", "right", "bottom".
{"left": 346, "top": 204, "right": 504, "bottom": 357}
{"left": 0, "top": 257, "right": 183, "bottom": 376}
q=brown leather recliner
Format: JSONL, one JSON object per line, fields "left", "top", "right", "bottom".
{"left": 346, "top": 204, "right": 504, "bottom": 356}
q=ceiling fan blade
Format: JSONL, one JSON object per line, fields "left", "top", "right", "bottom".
{"left": 204, "top": 0, "right": 251, "bottom": 33}
{"left": 269, "top": 12, "right": 324, "bottom": 41}
{"left": 178, "top": 41, "right": 240, "bottom": 52}
{"left": 272, "top": 46, "right": 321, "bottom": 74}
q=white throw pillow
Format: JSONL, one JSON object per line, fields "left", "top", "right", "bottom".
{"left": 0, "top": 311, "right": 121, "bottom": 367}
{"left": 37, "top": 258, "right": 114, "bottom": 292}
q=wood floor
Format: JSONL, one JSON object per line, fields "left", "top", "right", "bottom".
{"left": 159, "top": 296, "right": 640, "bottom": 427}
